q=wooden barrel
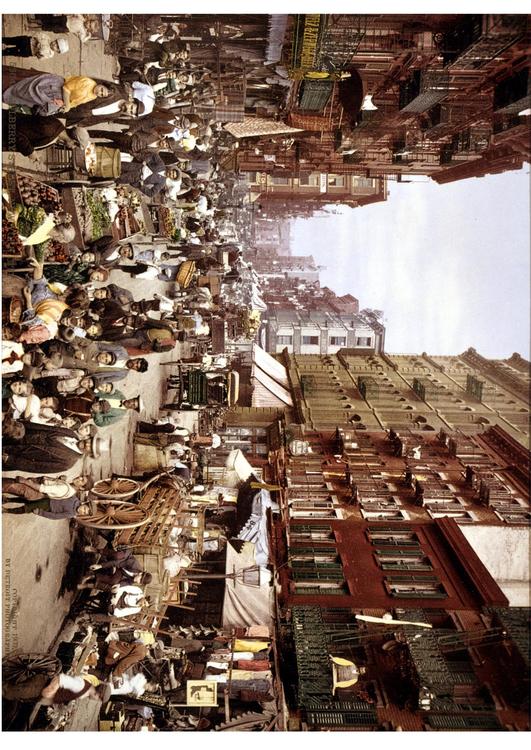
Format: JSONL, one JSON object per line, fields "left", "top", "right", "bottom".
{"left": 93, "top": 146, "right": 121, "bottom": 178}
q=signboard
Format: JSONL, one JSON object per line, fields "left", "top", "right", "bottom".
{"left": 186, "top": 680, "right": 218, "bottom": 707}
{"left": 290, "top": 14, "right": 323, "bottom": 78}
{"left": 319, "top": 173, "right": 328, "bottom": 193}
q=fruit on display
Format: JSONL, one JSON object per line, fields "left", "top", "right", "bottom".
{"left": 17, "top": 174, "right": 61, "bottom": 211}
{"left": 2, "top": 217, "right": 25, "bottom": 255}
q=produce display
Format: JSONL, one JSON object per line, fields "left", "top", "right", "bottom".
{"left": 45, "top": 240, "right": 72, "bottom": 264}
{"left": 16, "top": 174, "right": 61, "bottom": 211}
{"left": 86, "top": 190, "right": 111, "bottom": 240}
{"left": 2, "top": 217, "right": 25, "bottom": 256}
{"left": 158, "top": 205, "right": 181, "bottom": 240}
{"left": 16, "top": 205, "right": 47, "bottom": 238}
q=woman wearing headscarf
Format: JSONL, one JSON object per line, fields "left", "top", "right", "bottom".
{"left": 2, "top": 66, "right": 109, "bottom": 115}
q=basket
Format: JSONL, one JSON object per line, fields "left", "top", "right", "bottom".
{"left": 93, "top": 146, "right": 121, "bottom": 178}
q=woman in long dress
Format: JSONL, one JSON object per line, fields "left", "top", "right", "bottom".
{"left": 3, "top": 68, "right": 109, "bottom": 115}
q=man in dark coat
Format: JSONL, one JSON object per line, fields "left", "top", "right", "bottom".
{"left": 3, "top": 494, "right": 90, "bottom": 520}
{"left": 2, "top": 111, "right": 77, "bottom": 156}
{"left": 87, "top": 128, "right": 175, "bottom": 158}
{"left": 118, "top": 153, "right": 176, "bottom": 198}
{"left": 93, "top": 283, "right": 135, "bottom": 310}
{"left": 2, "top": 422, "right": 93, "bottom": 474}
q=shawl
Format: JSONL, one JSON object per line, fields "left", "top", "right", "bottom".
{"left": 63, "top": 76, "right": 98, "bottom": 109}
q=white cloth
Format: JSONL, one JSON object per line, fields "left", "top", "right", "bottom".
{"left": 39, "top": 479, "right": 75, "bottom": 499}
{"left": 66, "top": 15, "right": 91, "bottom": 42}
{"left": 92, "top": 101, "right": 124, "bottom": 116}
{"left": 56, "top": 435, "right": 83, "bottom": 454}
{"left": 58, "top": 674, "right": 86, "bottom": 692}
{"left": 132, "top": 82, "right": 155, "bottom": 115}
{"left": 2, "top": 341, "right": 25, "bottom": 374}
{"left": 11, "top": 394, "right": 42, "bottom": 421}
{"left": 112, "top": 673, "right": 148, "bottom": 698}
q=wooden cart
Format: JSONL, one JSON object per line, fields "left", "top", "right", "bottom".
{"left": 101, "top": 475, "right": 205, "bottom": 634}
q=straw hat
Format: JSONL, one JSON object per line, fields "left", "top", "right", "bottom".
{"left": 91, "top": 436, "right": 110, "bottom": 459}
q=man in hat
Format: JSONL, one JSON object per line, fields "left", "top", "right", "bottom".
{"left": 92, "top": 392, "right": 143, "bottom": 427}
{"left": 86, "top": 129, "right": 177, "bottom": 159}
{"left": 41, "top": 673, "right": 112, "bottom": 705}
{"left": 118, "top": 320, "right": 178, "bottom": 355}
{"left": 2, "top": 422, "right": 94, "bottom": 474}
{"left": 118, "top": 154, "right": 177, "bottom": 198}
{"left": 56, "top": 388, "right": 111, "bottom": 424}
{"left": 3, "top": 474, "right": 91, "bottom": 503}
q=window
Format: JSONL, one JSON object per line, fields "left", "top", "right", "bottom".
{"left": 299, "top": 173, "right": 320, "bottom": 186}
{"left": 277, "top": 334, "right": 293, "bottom": 345}
{"left": 291, "top": 562, "right": 344, "bottom": 581}
{"left": 245, "top": 171, "right": 258, "bottom": 184}
{"left": 217, "top": 426, "right": 268, "bottom": 459}
{"left": 329, "top": 336, "right": 347, "bottom": 347}
{"left": 290, "top": 524, "right": 335, "bottom": 542}
{"left": 356, "top": 337, "right": 373, "bottom": 347}
{"left": 302, "top": 335, "right": 319, "bottom": 346}
{"left": 367, "top": 529, "right": 420, "bottom": 547}
{"left": 328, "top": 174, "right": 345, "bottom": 187}
{"left": 354, "top": 177, "right": 376, "bottom": 189}
{"left": 375, "top": 551, "right": 433, "bottom": 571}
{"left": 385, "top": 575, "right": 447, "bottom": 599}
{"left": 272, "top": 176, "right": 290, "bottom": 185}
{"left": 295, "top": 583, "right": 349, "bottom": 595}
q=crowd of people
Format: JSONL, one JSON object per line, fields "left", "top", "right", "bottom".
{"left": 2, "top": 15, "right": 251, "bottom": 482}
{"left": 2, "top": 15, "right": 266, "bottom": 725}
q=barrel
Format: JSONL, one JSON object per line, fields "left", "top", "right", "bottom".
{"left": 93, "top": 146, "right": 121, "bottom": 178}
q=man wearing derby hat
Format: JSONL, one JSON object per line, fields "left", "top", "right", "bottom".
{"left": 2, "top": 422, "right": 95, "bottom": 474}
{"left": 93, "top": 392, "right": 143, "bottom": 427}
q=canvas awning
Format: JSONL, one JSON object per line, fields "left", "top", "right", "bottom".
{"left": 253, "top": 344, "right": 290, "bottom": 387}
{"left": 228, "top": 371, "right": 240, "bottom": 406}
{"left": 222, "top": 540, "right": 273, "bottom": 628}
{"left": 225, "top": 449, "right": 255, "bottom": 484}
{"left": 224, "top": 118, "right": 303, "bottom": 138}
{"left": 251, "top": 344, "right": 293, "bottom": 408}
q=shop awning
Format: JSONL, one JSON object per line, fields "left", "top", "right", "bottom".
{"left": 222, "top": 540, "right": 272, "bottom": 628}
{"left": 228, "top": 370, "right": 240, "bottom": 406}
{"left": 253, "top": 344, "right": 290, "bottom": 387}
{"left": 251, "top": 344, "right": 293, "bottom": 408}
{"left": 223, "top": 118, "right": 303, "bottom": 138}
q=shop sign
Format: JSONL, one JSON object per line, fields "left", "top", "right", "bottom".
{"left": 186, "top": 680, "right": 218, "bottom": 706}
{"left": 291, "top": 14, "right": 322, "bottom": 76}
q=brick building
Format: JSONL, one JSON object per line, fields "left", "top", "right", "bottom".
{"left": 269, "top": 423, "right": 530, "bottom": 730}
{"left": 233, "top": 13, "right": 530, "bottom": 202}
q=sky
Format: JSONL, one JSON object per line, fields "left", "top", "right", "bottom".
{"left": 290, "top": 167, "right": 530, "bottom": 359}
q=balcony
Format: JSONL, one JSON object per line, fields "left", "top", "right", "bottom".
{"left": 494, "top": 68, "right": 531, "bottom": 114}
{"left": 438, "top": 15, "right": 527, "bottom": 71}
{"left": 399, "top": 70, "right": 450, "bottom": 114}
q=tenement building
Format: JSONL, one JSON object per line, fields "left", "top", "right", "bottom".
{"left": 260, "top": 347, "right": 529, "bottom": 730}
{"left": 280, "top": 349, "right": 530, "bottom": 447}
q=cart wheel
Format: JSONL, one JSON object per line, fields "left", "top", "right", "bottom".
{"left": 2, "top": 652, "right": 61, "bottom": 702}
{"left": 77, "top": 499, "right": 151, "bottom": 530}
{"left": 91, "top": 477, "right": 140, "bottom": 499}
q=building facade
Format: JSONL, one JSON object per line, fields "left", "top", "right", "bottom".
{"left": 232, "top": 14, "right": 530, "bottom": 197}
{"left": 279, "top": 349, "right": 530, "bottom": 447}
{"left": 270, "top": 422, "right": 530, "bottom": 730}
